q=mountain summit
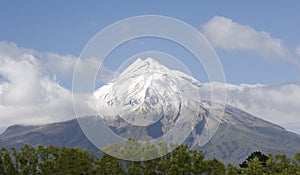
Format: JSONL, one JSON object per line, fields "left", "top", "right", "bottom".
{"left": 94, "top": 57, "right": 201, "bottom": 128}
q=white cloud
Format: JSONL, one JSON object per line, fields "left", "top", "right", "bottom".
{"left": 203, "top": 16, "right": 300, "bottom": 68}
{"left": 39, "top": 52, "right": 114, "bottom": 87}
{"left": 0, "top": 41, "right": 109, "bottom": 128}
{"left": 202, "top": 16, "right": 288, "bottom": 58}
{"left": 201, "top": 16, "right": 300, "bottom": 133}
{"left": 0, "top": 41, "right": 35, "bottom": 59}
{"left": 0, "top": 41, "right": 114, "bottom": 87}
{"left": 1, "top": 40, "right": 299, "bottom": 135}
{"left": 199, "top": 82, "right": 300, "bottom": 133}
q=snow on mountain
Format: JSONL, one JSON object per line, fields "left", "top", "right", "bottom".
{"left": 94, "top": 57, "right": 201, "bottom": 127}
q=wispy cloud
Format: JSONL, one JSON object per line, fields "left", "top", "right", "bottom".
{"left": 296, "top": 45, "right": 300, "bottom": 57}
{"left": 202, "top": 16, "right": 300, "bottom": 68}
{"left": 90, "top": 21, "right": 100, "bottom": 28}
{"left": 0, "top": 41, "right": 108, "bottom": 128}
{"left": 40, "top": 52, "right": 114, "bottom": 87}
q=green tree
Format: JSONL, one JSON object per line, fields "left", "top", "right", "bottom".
{"left": 156, "top": 144, "right": 193, "bottom": 174}
{"left": 143, "top": 158, "right": 160, "bottom": 175}
{"left": 37, "top": 145, "right": 58, "bottom": 174}
{"left": 227, "top": 163, "right": 239, "bottom": 175}
{"left": 127, "top": 162, "right": 143, "bottom": 175}
{"left": 267, "top": 153, "right": 293, "bottom": 174}
{"left": 203, "top": 158, "right": 226, "bottom": 175}
{"left": 292, "top": 152, "right": 300, "bottom": 174}
{"left": 0, "top": 148, "right": 5, "bottom": 175}
{"left": 75, "top": 148, "right": 95, "bottom": 174}
{"left": 19, "top": 144, "right": 38, "bottom": 175}
{"left": 142, "top": 141, "right": 166, "bottom": 175}
{"left": 242, "top": 157, "right": 265, "bottom": 175}
{"left": 166, "top": 164, "right": 180, "bottom": 175}
{"left": 57, "top": 147, "right": 80, "bottom": 174}
{"left": 240, "top": 151, "right": 268, "bottom": 168}
{"left": 1, "top": 147, "right": 18, "bottom": 175}
{"left": 95, "top": 153, "right": 124, "bottom": 175}
{"left": 10, "top": 146, "right": 20, "bottom": 173}
{"left": 190, "top": 149, "right": 205, "bottom": 174}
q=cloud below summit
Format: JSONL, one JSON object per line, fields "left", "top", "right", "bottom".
{"left": 0, "top": 41, "right": 108, "bottom": 128}
{"left": 199, "top": 82, "right": 300, "bottom": 134}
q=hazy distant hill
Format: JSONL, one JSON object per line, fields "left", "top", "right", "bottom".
{"left": 0, "top": 119, "right": 99, "bottom": 153}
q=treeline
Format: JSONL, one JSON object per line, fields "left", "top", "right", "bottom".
{"left": 0, "top": 144, "right": 300, "bottom": 175}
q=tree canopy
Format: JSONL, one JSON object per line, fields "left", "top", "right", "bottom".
{"left": 0, "top": 143, "right": 299, "bottom": 175}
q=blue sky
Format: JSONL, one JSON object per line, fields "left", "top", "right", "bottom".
{"left": 1, "top": 0, "right": 300, "bottom": 85}
{"left": 0, "top": 1, "right": 300, "bottom": 133}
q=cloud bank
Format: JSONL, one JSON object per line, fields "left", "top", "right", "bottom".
{"left": 199, "top": 82, "right": 300, "bottom": 133}
{"left": 0, "top": 41, "right": 111, "bottom": 128}
{"left": 203, "top": 16, "right": 300, "bottom": 68}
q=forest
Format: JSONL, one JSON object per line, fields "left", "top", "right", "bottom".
{"left": 0, "top": 143, "right": 300, "bottom": 175}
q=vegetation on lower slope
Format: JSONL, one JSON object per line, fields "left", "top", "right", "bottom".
{"left": 0, "top": 143, "right": 300, "bottom": 175}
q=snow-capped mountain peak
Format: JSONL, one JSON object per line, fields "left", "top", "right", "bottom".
{"left": 118, "top": 57, "right": 171, "bottom": 77}
{"left": 94, "top": 57, "right": 200, "bottom": 127}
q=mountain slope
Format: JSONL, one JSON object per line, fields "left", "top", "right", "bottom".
{"left": 1, "top": 106, "right": 300, "bottom": 165}
{"left": 197, "top": 105, "right": 300, "bottom": 164}
{"left": 0, "top": 120, "right": 98, "bottom": 152}
{"left": 1, "top": 57, "right": 300, "bottom": 165}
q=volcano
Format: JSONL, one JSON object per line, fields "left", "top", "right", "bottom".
{"left": 1, "top": 58, "right": 300, "bottom": 164}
